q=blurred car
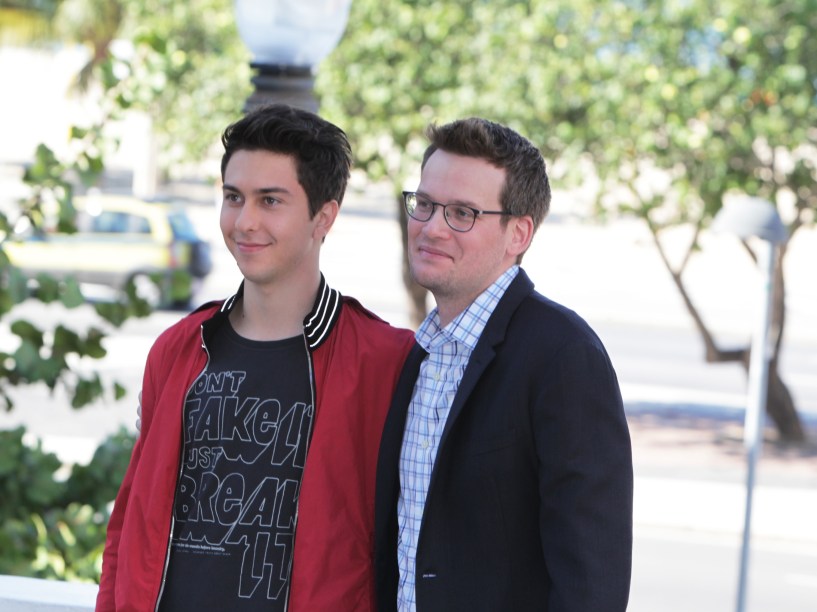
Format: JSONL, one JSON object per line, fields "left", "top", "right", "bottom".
{"left": 5, "top": 193, "right": 213, "bottom": 309}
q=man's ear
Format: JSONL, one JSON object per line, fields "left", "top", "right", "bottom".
{"left": 314, "top": 200, "right": 339, "bottom": 241}
{"left": 507, "top": 215, "right": 534, "bottom": 259}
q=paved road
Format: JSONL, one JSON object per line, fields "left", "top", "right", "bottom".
{"left": 631, "top": 526, "right": 817, "bottom": 612}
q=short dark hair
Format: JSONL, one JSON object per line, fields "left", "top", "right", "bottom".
{"left": 422, "top": 118, "right": 551, "bottom": 230}
{"left": 221, "top": 104, "right": 352, "bottom": 218}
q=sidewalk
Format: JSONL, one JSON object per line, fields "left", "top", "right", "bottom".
{"left": 628, "top": 403, "right": 817, "bottom": 545}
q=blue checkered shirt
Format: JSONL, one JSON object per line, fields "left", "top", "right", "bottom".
{"left": 396, "top": 265, "right": 519, "bottom": 611}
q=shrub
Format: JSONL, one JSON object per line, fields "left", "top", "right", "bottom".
{"left": 0, "top": 426, "right": 135, "bottom": 582}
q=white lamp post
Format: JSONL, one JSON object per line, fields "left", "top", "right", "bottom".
{"left": 711, "top": 195, "right": 787, "bottom": 612}
{"left": 234, "top": 0, "right": 352, "bottom": 112}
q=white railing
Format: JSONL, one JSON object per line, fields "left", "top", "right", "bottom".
{"left": 0, "top": 575, "right": 97, "bottom": 611}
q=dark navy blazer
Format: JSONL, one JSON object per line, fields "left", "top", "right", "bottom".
{"left": 374, "top": 269, "right": 633, "bottom": 611}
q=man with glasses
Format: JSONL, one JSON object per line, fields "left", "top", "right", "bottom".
{"left": 374, "top": 117, "right": 633, "bottom": 611}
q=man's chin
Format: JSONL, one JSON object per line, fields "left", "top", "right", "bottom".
{"left": 409, "top": 269, "right": 443, "bottom": 293}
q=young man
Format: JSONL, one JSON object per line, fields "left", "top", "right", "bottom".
{"left": 97, "top": 104, "right": 414, "bottom": 611}
{"left": 374, "top": 118, "right": 634, "bottom": 611}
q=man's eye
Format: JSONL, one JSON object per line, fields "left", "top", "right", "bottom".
{"left": 450, "top": 206, "right": 473, "bottom": 221}
{"left": 415, "top": 198, "right": 434, "bottom": 211}
{"left": 263, "top": 197, "right": 280, "bottom": 206}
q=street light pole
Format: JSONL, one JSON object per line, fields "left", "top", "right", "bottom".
{"left": 735, "top": 238, "right": 776, "bottom": 612}
{"left": 233, "top": 0, "right": 353, "bottom": 113}
{"left": 712, "top": 196, "right": 787, "bottom": 612}
{"left": 245, "top": 64, "right": 318, "bottom": 114}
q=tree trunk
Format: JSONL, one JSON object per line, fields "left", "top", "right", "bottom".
{"left": 648, "top": 223, "right": 806, "bottom": 444}
{"left": 765, "top": 360, "right": 806, "bottom": 442}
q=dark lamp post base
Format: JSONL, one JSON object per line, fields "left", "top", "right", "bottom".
{"left": 244, "top": 63, "right": 318, "bottom": 114}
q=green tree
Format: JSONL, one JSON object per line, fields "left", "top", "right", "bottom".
{"left": 567, "top": 0, "right": 817, "bottom": 441}
{"left": 51, "top": 0, "right": 251, "bottom": 173}
{"left": 111, "top": 0, "right": 250, "bottom": 171}
{"left": 1, "top": 0, "right": 250, "bottom": 408}
{"left": 0, "top": 0, "right": 250, "bottom": 578}
{"left": 318, "top": 0, "right": 815, "bottom": 441}
{"left": 318, "top": 0, "right": 594, "bottom": 324}
{"left": 1, "top": 134, "right": 139, "bottom": 412}
{"left": 0, "top": 426, "right": 134, "bottom": 581}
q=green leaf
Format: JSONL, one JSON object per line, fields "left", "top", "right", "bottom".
{"left": 60, "top": 278, "right": 85, "bottom": 308}
{"left": 71, "top": 376, "right": 103, "bottom": 409}
{"left": 10, "top": 321, "right": 43, "bottom": 347}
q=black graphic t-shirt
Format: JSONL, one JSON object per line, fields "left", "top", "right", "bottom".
{"left": 158, "top": 323, "right": 313, "bottom": 611}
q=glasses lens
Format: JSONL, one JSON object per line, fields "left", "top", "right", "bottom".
{"left": 406, "top": 193, "right": 433, "bottom": 221}
{"left": 445, "top": 205, "right": 476, "bottom": 231}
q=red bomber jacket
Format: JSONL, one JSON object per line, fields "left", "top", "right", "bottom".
{"left": 97, "top": 278, "right": 414, "bottom": 611}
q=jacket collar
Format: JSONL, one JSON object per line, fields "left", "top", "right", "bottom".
{"left": 436, "top": 268, "right": 534, "bottom": 437}
{"left": 216, "top": 274, "right": 342, "bottom": 351}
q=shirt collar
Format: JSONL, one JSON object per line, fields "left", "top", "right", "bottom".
{"left": 220, "top": 274, "right": 341, "bottom": 350}
{"left": 416, "top": 265, "right": 519, "bottom": 352}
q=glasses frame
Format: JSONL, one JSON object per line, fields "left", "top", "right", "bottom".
{"left": 402, "top": 191, "right": 512, "bottom": 233}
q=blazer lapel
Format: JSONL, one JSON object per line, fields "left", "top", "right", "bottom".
{"left": 436, "top": 270, "right": 536, "bottom": 458}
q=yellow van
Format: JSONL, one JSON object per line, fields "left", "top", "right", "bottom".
{"left": 4, "top": 194, "right": 212, "bottom": 308}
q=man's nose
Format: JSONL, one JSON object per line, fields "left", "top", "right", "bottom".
{"left": 235, "top": 203, "right": 259, "bottom": 231}
{"left": 423, "top": 203, "right": 452, "bottom": 235}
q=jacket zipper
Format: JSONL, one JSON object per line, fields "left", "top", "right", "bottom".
{"left": 281, "top": 333, "right": 317, "bottom": 610}
{"left": 154, "top": 324, "right": 211, "bottom": 611}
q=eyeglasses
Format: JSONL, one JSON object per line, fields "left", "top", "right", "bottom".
{"left": 402, "top": 191, "right": 512, "bottom": 233}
